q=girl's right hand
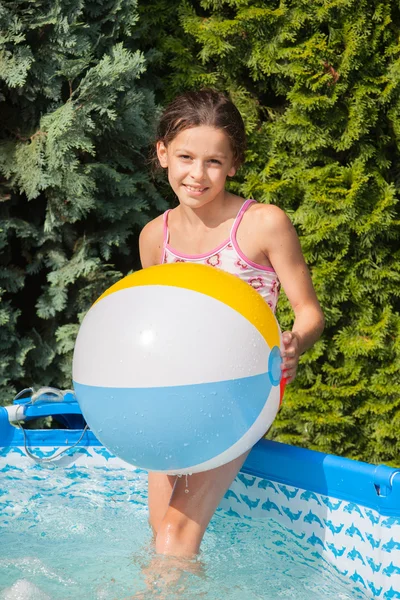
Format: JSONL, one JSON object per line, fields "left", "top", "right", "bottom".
{"left": 281, "top": 331, "right": 300, "bottom": 384}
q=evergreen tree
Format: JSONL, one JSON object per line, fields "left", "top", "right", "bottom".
{"left": 0, "top": 0, "right": 166, "bottom": 403}
{"left": 2, "top": 0, "right": 399, "bottom": 466}
{"left": 138, "top": 0, "right": 400, "bottom": 465}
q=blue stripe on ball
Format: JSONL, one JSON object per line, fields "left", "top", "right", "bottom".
{"left": 74, "top": 372, "right": 272, "bottom": 472}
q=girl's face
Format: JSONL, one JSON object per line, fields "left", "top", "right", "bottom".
{"left": 157, "top": 125, "right": 236, "bottom": 209}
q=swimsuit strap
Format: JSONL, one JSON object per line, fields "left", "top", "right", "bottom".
{"left": 161, "top": 209, "right": 172, "bottom": 264}
{"left": 230, "top": 199, "right": 256, "bottom": 242}
{"left": 163, "top": 209, "right": 172, "bottom": 245}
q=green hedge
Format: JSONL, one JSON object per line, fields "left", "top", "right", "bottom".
{"left": 0, "top": 0, "right": 166, "bottom": 401}
{"left": 1, "top": 0, "right": 399, "bottom": 465}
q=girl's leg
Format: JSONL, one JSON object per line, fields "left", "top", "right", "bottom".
{"left": 155, "top": 450, "right": 250, "bottom": 557}
{"left": 148, "top": 472, "right": 176, "bottom": 535}
{"left": 141, "top": 472, "right": 201, "bottom": 598}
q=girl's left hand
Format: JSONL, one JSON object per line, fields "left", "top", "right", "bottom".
{"left": 281, "top": 331, "right": 300, "bottom": 384}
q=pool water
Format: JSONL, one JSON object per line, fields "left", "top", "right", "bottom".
{"left": 0, "top": 463, "right": 370, "bottom": 600}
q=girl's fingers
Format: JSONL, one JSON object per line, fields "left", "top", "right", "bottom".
{"left": 282, "top": 360, "right": 297, "bottom": 382}
{"left": 282, "top": 358, "right": 296, "bottom": 369}
{"left": 283, "top": 367, "right": 295, "bottom": 376}
{"left": 283, "top": 369, "right": 296, "bottom": 383}
{"left": 282, "top": 331, "right": 293, "bottom": 345}
{"left": 281, "top": 332, "right": 300, "bottom": 384}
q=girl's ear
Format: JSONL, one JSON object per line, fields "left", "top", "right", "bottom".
{"left": 156, "top": 141, "right": 168, "bottom": 168}
{"left": 227, "top": 165, "right": 237, "bottom": 178}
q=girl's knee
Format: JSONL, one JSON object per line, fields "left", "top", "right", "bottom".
{"left": 155, "top": 511, "right": 202, "bottom": 557}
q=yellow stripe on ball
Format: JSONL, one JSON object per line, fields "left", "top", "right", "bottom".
{"left": 95, "top": 263, "right": 280, "bottom": 348}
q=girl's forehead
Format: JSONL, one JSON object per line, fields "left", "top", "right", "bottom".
{"left": 170, "top": 125, "right": 232, "bottom": 153}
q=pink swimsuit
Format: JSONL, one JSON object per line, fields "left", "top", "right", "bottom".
{"left": 161, "top": 199, "right": 280, "bottom": 312}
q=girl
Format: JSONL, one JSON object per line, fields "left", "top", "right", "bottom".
{"left": 139, "top": 89, "right": 324, "bottom": 560}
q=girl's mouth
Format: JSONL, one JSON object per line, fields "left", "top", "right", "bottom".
{"left": 184, "top": 185, "right": 208, "bottom": 194}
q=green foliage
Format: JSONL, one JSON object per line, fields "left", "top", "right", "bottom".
{"left": 138, "top": 0, "right": 400, "bottom": 465}
{"left": 2, "top": 0, "right": 399, "bottom": 467}
{"left": 0, "top": 0, "right": 166, "bottom": 402}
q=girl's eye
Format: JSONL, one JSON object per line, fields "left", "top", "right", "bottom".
{"left": 178, "top": 155, "right": 221, "bottom": 165}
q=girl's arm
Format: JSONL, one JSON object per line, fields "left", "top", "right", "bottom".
{"left": 258, "top": 205, "right": 325, "bottom": 383}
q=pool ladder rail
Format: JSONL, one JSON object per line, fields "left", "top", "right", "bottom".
{"left": 5, "top": 387, "right": 85, "bottom": 429}
{"left": 1, "top": 387, "right": 93, "bottom": 462}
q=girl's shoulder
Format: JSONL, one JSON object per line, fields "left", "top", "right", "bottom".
{"left": 139, "top": 213, "right": 165, "bottom": 247}
{"left": 243, "top": 202, "right": 297, "bottom": 255}
{"left": 139, "top": 214, "right": 165, "bottom": 267}
{"left": 246, "top": 201, "right": 292, "bottom": 233}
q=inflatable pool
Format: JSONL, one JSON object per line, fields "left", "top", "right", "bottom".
{"left": 1, "top": 390, "right": 399, "bottom": 599}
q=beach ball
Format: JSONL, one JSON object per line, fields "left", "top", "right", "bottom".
{"left": 73, "top": 263, "right": 284, "bottom": 474}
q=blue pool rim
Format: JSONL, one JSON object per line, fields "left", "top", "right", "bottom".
{"left": 0, "top": 402, "right": 399, "bottom": 517}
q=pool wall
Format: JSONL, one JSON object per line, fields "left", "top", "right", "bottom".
{"left": 1, "top": 402, "right": 399, "bottom": 599}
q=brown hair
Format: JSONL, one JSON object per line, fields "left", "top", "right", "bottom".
{"left": 154, "top": 89, "right": 246, "bottom": 169}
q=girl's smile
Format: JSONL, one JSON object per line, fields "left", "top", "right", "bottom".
{"left": 184, "top": 184, "right": 209, "bottom": 195}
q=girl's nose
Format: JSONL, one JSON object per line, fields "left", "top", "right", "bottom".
{"left": 190, "top": 160, "right": 205, "bottom": 181}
